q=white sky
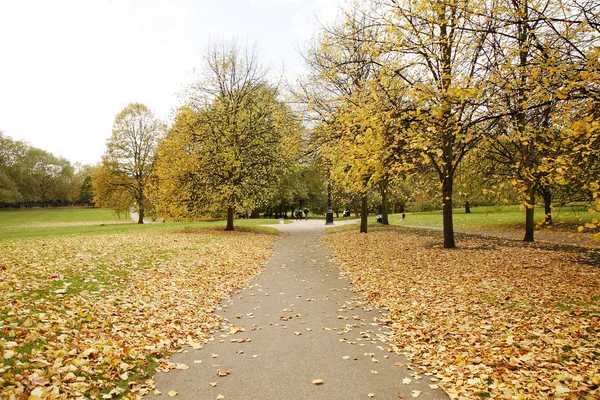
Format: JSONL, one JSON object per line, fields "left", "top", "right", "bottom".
{"left": 0, "top": 0, "right": 344, "bottom": 165}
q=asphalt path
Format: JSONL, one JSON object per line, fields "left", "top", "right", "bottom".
{"left": 148, "top": 219, "right": 448, "bottom": 400}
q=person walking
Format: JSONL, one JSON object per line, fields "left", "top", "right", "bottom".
{"left": 303, "top": 208, "right": 309, "bottom": 221}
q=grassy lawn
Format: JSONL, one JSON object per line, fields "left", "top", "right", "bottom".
{"left": 389, "top": 204, "right": 598, "bottom": 232}
{"left": 0, "top": 207, "right": 125, "bottom": 225}
{"left": 0, "top": 208, "right": 283, "bottom": 240}
{"left": 0, "top": 208, "right": 280, "bottom": 398}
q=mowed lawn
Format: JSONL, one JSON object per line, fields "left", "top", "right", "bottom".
{"left": 0, "top": 208, "right": 280, "bottom": 398}
{"left": 0, "top": 208, "right": 283, "bottom": 240}
{"left": 390, "top": 204, "right": 599, "bottom": 232}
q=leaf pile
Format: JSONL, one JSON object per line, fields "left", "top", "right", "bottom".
{"left": 325, "top": 230, "right": 600, "bottom": 399}
{"left": 0, "top": 229, "right": 276, "bottom": 399}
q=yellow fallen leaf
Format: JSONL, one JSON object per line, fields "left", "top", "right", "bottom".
{"left": 312, "top": 379, "right": 324, "bottom": 385}
{"left": 209, "top": 382, "right": 217, "bottom": 387}
{"left": 168, "top": 390, "right": 178, "bottom": 397}
{"left": 411, "top": 390, "right": 422, "bottom": 398}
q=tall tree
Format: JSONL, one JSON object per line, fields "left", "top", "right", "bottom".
{"left": 376, "top": 0, "right": 496, "bottom": 247}
{"left": 304, "top": 6, "right": 385, "bottom": 233}
{"left": 150, "top": 41, "right": 300, "bottom": 230}
{"left": 95, "top": 103, "right": 163, "bottom": 223}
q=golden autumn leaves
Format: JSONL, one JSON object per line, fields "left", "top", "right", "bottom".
{"left": 325, "top": 229, "right": 600, "bottom": 399}
{"left": 0, "top": 230, "right": 277, "bottom": 399}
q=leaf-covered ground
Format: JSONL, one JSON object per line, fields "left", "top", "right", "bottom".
{"left": 325, "top": 229, "right": 600, "bottom": 399}
{"left": 0, "top": 229, "right": 277, "bottom": 399}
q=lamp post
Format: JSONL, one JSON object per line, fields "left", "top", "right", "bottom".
{"left": 325, "top": 180, "right": 334, "bottom": 225}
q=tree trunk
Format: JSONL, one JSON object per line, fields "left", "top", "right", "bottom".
{"left": 465, "top": 200, "right": 471, "bottom": 214}
{"left": 543, "top": 190, "right": 552, "bottom": 225}
{"left": 360, "top": 195, "right": 368, "bottom": 233}
{"left": 226, "top": 206, "right": 234, "bottom": 231}
{"left": 442, "top": 181, "right": 455, "bottom": 248}
{"left": 137, "top": 202, "right": 144, "bottom": 224}
{"left": 524, "top": 186, "right": 535, "bottom": 242}
{"left": 381, "top": 186, "right": 389, "bottom": 225}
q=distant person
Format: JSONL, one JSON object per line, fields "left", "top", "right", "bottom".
{"left": 402, "top": 211, "right": 406, "bottom": 220}
{"left": 303, "top": 208, "right": 309, "bottom": 220}
{"left": 376, "top": 213, "right": 383, "bottom": 223}
{"left": 343, "top": 209, "right": 350, "bottom": 217}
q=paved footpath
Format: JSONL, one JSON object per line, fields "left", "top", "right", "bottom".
{"left": 149, "top": 220, "right": 448, "bottom": 400}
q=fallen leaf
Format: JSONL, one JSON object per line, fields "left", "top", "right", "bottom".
{"left": 368, "top": 394, "right": 375, "bottom": 398}
{"left": 216, "top": 369, "right": 231, "bottom": 377}
{"left": 209, "top": 382, "right": 217, "bottom": 387}
{"left": 312, "top": 379, "right": 324, "bottom": 385}
{"left": 410, "top": 390, "right": 422, "bottom": 398}
{"left": 168, "top": 390, "right": 178, "bottom": 397}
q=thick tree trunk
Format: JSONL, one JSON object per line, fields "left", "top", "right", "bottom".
{"left": 137, "top": 202, "right": 144, "bottom": 224}
{"left": 226, "top": 206, "right": 234, "bottom": 231}
{"left": 381, "top": 186, "right": 389, "bottom": 225}
{"left": 442, "top": 180, "right": 455, "bottom": 248}
{"left": 360, "top": 195, "right": 368, "bottom": 233}
{"left": 524, "top": 186, "right": 535, "bottom": 242}
{"left": 465, "top": 200, "right": 471, "bottom": 214}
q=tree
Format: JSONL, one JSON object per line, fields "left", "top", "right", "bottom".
{"left": 96, "top": 103, "right": 163, "bottom": 223}
{"left": 303, "top": 5, "right": 387, "bottom": 233}
{"left": 80, "top": 175, "right": 94, "bottom": 205}
{"left": 370, "top": 0, "right": 498, "bottom": 247}
{"left": 150, "top": 41, "right": 300, "bottom": 230}
{"left": 480, "top": 0, "right": 600, "bottom": 241}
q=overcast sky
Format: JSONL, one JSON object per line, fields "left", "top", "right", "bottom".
{"left": 0, "top": 0, "right": 344, "bottom": 165}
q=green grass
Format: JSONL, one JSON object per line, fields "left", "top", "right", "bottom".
{"left": 0, "top": 207, "right": 283, "bottom": 240}
{"left": 390, "top": 204, "right": 598, "bottom": 230}
{"left": 0, "top": 207, "right": 124, "bottom": 225}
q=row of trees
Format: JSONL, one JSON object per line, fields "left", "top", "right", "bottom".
{"left": 299, "top": 0, "right": 600, "bottom": 247}
{"left": 0, "top": 132, "right": 93, "bottom": 208}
